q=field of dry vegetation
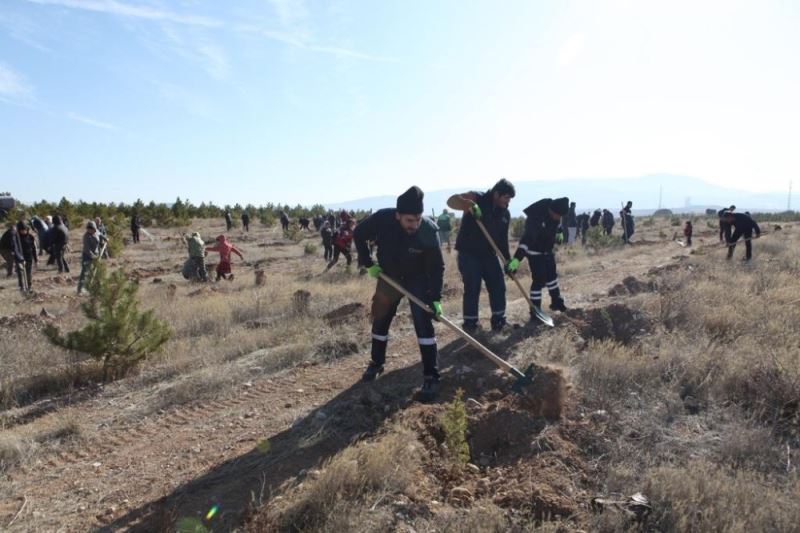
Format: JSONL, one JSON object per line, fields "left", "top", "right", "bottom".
{"left": 0, "top": 214, "right": 798, "bottom": 532}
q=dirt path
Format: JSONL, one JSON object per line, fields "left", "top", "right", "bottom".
{"left": 0, "top": 240, "right": 692, "bottom": 532}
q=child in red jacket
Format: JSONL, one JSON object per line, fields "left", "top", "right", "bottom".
{"left": 683, "top": 221, "right": 693, "bottom": 247}
{"left": 206, "top": 234, "right": 244, "bottom": 281}
{"left": 325, "top": 220, "right": 355, "bottom": 271}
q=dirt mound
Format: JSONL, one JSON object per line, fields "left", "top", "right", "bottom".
{"left": 404, "top": 370, "right": 583, "bottom": 522}
{"left": 568, "top": 304, "right": 650, "bottom": 344}
{"left": 0, "top": 311, "right": 55, "bottom": 330}
{"left": 313, "top": 339, "right": 360, "bottom": 362}
{"left": 322, "top": 302, "right": 366, "bottom": 325}
{"left": 608, "top": 276, "right": 656, "bottom": 296}
{"left": 127, "top": 266, "right": 172, "bottom": 281}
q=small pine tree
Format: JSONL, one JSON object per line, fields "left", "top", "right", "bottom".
{"left": 44, "top": 261, "right": 171, "bottom": 381}
{"left": 441, "top": 387, "right": 470, "bottom": 465}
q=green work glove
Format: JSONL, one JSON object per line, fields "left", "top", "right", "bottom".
{"left": 470, "top": 202, "right": 482, "bottom": 219}
{"left": 367, "top": 264, "right": 382, "bottom": 278}
{"left": 505, "top": 258, "right": 520, "bottom": 274}
{"left": 556, "top": 232, "right": 564, "bottom": 245}
{"left": 432, "top": 300, "right": 443, "bottom": 319}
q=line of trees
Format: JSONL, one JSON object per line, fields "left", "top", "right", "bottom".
{"left": 15, "top": 197, "right": 356, "bottom": 228}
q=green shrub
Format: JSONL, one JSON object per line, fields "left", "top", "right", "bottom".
{"left": 44, "top": 261, "right": 171, "bottom": 381}
{"left": 585, "top": 226, "right": 620, "bottom": 249}
{"left": 304, "top": 242, "right": 318, "bottom": 255}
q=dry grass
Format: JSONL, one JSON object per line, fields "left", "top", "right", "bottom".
{"left": 641, "top": 461, "right": 800, "bottom": 532}
{"left": 257, "top": 427, "right": 422, "bottom": 532}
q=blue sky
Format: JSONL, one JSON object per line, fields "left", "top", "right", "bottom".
{"left": 1, "top": 0, "right": 798, "bottom": 206}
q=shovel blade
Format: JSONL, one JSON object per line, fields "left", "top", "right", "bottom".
{"left": 511, "top": 364, "right": 536, "bottom": 394}
{"left": 533, "top": 306, "right": 554, "bottom": 328}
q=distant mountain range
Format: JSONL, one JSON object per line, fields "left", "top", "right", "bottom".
{"left": 327, "top": 174, "right": 795, "bottom": 216}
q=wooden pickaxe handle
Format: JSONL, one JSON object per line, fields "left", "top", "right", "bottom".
{"left": 377, "top": 272, "right": 521, "bottom": 376}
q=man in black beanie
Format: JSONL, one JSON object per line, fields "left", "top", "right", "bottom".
{"left": 353, "top": 186, "right": 446, "bottom": 402}
{"left": 507, "top": 197, "right": 569, "bottom": 314}
{"left": 447, "top": 178, "right": 515, "bottom": 332}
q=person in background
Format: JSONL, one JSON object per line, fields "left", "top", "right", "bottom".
{"left": 206, "top": 234, "right": 244, "bottom": 281}
{"left": 77, "top": 220, "right": 107, "bottom": 294}
{"left": 12, "top": 221, "right": 37, "bottom": 293}
{"left": 683, "top": 220, "right": 693, "bottom": 247}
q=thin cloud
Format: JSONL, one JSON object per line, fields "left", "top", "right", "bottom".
{"left": 241, "top": 25, "right": 395, "bottom": 63}
{"left": 559, "top": 33, "right": 585, "bottom": 67}
{"left": 24, "top": 0, "right": 222, "bottom": 28}
{"left": 0, "top": 62, "right": 33, "bottom": 99}
{"left": 67, "top": 111, "right": 116, "bottom": 130}
{"left": 267, "top": 0, "right": 309, "bottom": 37}
{"left": 26, "top": 0, "right": 393, "bottom": 63}
{"left": 0, "top": 11, "right": 53, "bottom": 53}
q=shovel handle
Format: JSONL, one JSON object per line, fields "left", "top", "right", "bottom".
{"left": 474, "top": 219, "right": 535, "bottom": 309}
{"left": 377, "top": 272, "right": 516, "bottom": 373}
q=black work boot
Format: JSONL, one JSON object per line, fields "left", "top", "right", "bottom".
{"left": 491, "top": 318, "right": 509, "bottom": 332}
{"left": 361, "top": 362, "right": 384, "bottom": 382}
{"left": 462, "top": 321, "right": 478, "bottom": 334}
{"left": 419, "top": 376, "right": 441, "bottom": 403}
{"left": 549, "top": 299, "right": 567, "bottom": 312}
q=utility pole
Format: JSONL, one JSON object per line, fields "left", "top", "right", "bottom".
{"left": 789, "top": 180, "right": 793, "bottom": 211}
{"left": 658, "top": 186, "right": 663, "bottom": 210}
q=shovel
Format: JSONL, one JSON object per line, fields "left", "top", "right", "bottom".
{"left": 377, "top": 272, "right": 537, "bottom": 393}
{"left": 473, "top": 219, "right": 554, "bottom": 327}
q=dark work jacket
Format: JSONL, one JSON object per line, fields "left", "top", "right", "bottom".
{"left": 0, "top": 228, "right": 13, "bottom": 250}
{"left": 602, "top": 211, "right": 615, "bottom": 229}
{"left": 620, "top": 207, "right": 635, "bottom": 233}
{"left": 577, "top": 214, "right": 590, "bottom": 232}
{"left": 454, "top": 190, "right": 511, "bottom": 260}
{"left": 354, "top": 208, "right": 444, "bottom": 300}
{"left": 514, "top": 199, "right": 561, "bottom": 260}
{"left": 321, "top": 226, "right": 333, "bottom": 246}
{"left": 590, "top": 210, "right": 601, "bottom": 227}
{"left": 52, "top": 223, "right": 69, "bottom": 250}
{"left": 718, "top": 209, "right": 732, "bottom": 240}
{"left": 728, "top": 213, "right": 760, "bottom": 240}
{"left": 12, "top": 232, "right": 37, "bottom": 262}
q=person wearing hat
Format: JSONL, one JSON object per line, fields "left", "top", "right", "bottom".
{"left": 447, "top": 178, "right": 516, "bottom": 332}
{"left": 77, "top": 220, "right": 107, "bottom": 294}
{"left": 11, "top": 221, "right": 37, "bottom": 292}
{"left": 507, "top": 198, "right": 570, "bottom": 314}
{"left": 353, "top": 186, "right": 445, "bottom": 402}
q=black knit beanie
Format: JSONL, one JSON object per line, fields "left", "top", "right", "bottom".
{"left": 397, "top": 186, "right": 424, "bottom": 214}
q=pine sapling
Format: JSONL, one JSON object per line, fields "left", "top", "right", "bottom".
{"left": 441, "top": 387, "right": 470, "bottom": 465}
{"left": 44, "top": 260, "right": 171, "bottom": 381}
